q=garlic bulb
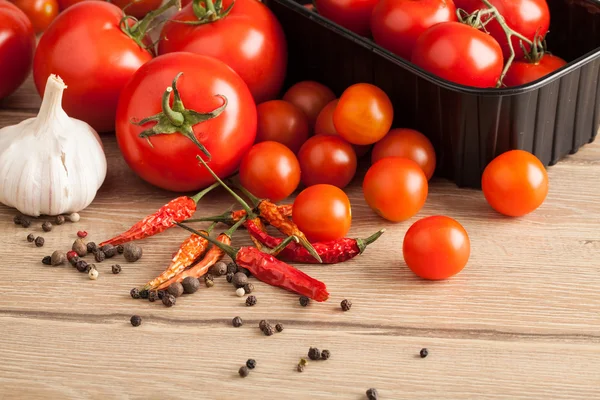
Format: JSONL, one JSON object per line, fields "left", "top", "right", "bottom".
{"left": 0, "top": 75, "right": 107, "bottom": 217}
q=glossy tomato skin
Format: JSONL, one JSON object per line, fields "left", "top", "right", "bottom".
{"left": 333, "top": 83, "right": 393, "bottom": 145}
{"left": 503, "top": 54, "right": 567, "bottom": 87}
{"left": 255, "top": 100, "right": 309, "bottom": 154}
{"left": 12, "top": 0, "right": 58, "bottom": 33}
{"left": 159, "top": 0, "right": 287, "bottom": 104}
{"left": 297, "top": 135, "right": 357, "bottom": 189}
{"left": 116, "top": 53, "right": 257, "bottom": 192}
{"left": 292, "top": 184, "right": 352, "bottom": 242}
{"left": 314, "top": 99, "right": 371, "bottom": 157}
{"left": 363, "top": 157, "right": 428, "bottom": 222}
{"left": 0, "top": 1, "right": 35, "bottom": 100}
{"left": 481, "top": 150, "right": 548, "bottom": 217}
{"left": 315, "top": 0, "right": 379, "bottom": 36}
{"left": 371, "top": 128, "right": 436, "bottom": 180}
{"left": 33, "top": 2, "right": 152, "bottom": 132}
{"left": 57, "top": 0, "right": 85, "bottom": 10}
{"left": 454, "top": 0, "right": 549, "bottom": 60}
{"left": 111, "top": 0, "right": 162, "bottom": 18}
{"left": 371, "top": 0, "right": 456, "bottom": 60}
{"left": 283, "top": 81, "right": 336, "bottom": 132}
{"left": 239, "top": 141, "right": 300, "bottom": 202}
{"left": 411, "top": 22, "right": 503, "bottom": 88}
{"left": 403, "top": 216, "right": 470, "bottom": 280}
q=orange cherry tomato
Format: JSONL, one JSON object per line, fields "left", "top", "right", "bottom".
{"left": 315, "top": 99, "right": 371, "bottom": 157}
{"left": 111, "top": 0, "right": 163, "bottom": 19}
{"left": 282, "top": 81, "right": 336, "bottom": 132}
{"left": 482, "top": 149, "right": 548, "bottom": 217}
{"left": 333, "top": 83, "right": 393, "bottom": 145}
{"left": 363, "top": 157, "right": 428, "bottom": 222}
{"left": 292, "top": 184, "right": 352, "bottom": 242}
{"left": 255, "top": 100, "right": 309, "bottom": 153}
{"left": 371, "top": 128, "right": 436, "bottom": 180}
{"left": 297, "top": 135, "right": 357, "bottom": 189}
{"left": 13, "top": 0, "right": 58, "bottom": 33}
{"left": 403, "top": 215, "right": 470, "bottom": 280}
{"left": 239, "top": 141, "right": 301, "bottom": 202}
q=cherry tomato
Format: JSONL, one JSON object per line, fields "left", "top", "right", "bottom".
{"left": 371, "top": 0, "right": 456, "bottom": 60}
{"left": 371, "top": 128, "right": 436, "bottom": 180}
{"left": 363, "top": 157, "right": 428, "bottom": 222}
{"left": 159, "top": 0, "right": 287, "bottom": 104}
{"left": 282, "top": 81, "right": 336, "bottom": 132}
{"left": 255, "top": 100, "right": 309, "bottom": 153}
{"left": 116, "top": 53, "right": 257, "bottom": 192}
{"left": 454, "top": 0, "right": 550, "bottom": 60}
{"left": 481, "top": 150, "right": 548, "bottom": 217}
{"left": 34, "top": 1, "right": 155, "bottom": 132}
{"left": 304, "top": 3, "right": 314, "bottom": 9}
{"left": 314, "top": 99, "right": 371, "bottom": 157}
{"left": 503, "top": 54, "right": 567, "bottom": 87}
{"left": 315, "top": 0, "right": 379, "bottom": 36}
{"left": 292, "top": 184, "right": 352, "bottom": 242}
{"left": 411, "top": 22, "right": 503, "bottom": 88}
{"left": 333, "top": 83, "right": 393, "bottom": 145}
{"left": 111, "top": 0, "right": 163, "bottom": 18}
{"left": 297, "top": 135, "right": 357, "bottom": 189}
{"left": 403, "top": 216, "right": 470, "bottom": 280}
{"left": 56, "top": 0, "right": 86, "bottom": 11}
{"left": 0, "top": 0, "right": 35, "bottom": 100}
{"left": 239, "top": 141, "right": 301, "bottom": 202}
{"left": 12, "top": 0, "right": 58, "bottom": 34}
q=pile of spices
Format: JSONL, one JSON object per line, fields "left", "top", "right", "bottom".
{"left": 245, "top": 295, "right": 257, "bottom": 306}
{"left": 420, "top": 348, "right": 429, "bottom": 358}
{"left": 101, "top": 244, "right": 117, "bottom": 258}
{"left": 210, "top": 261, "right": 227, "bottom": 276}
{"left": 162, "top": 293, "right": 176, "bottom": 307}
{"left": 76, "top": 260, "right": 89, "bottom": 272}
{"left": 94, "top": 250, "right": 106, "bottom": 263}
{"left": 244, "top": 283, "right": 254, "bottom": 294}
{"left": 148, "top": 290, "right": 159, "bottom": 302}
{"left": 87, "top": 242, "right": 97, "bottom": 254}
{"left": 130, "top": 315, "right": 142, "bottom": 327}
{"left": 226, "top": 273, "right": 234, "bottom": 283}
{"left": 72, "top": 239, "right": 87, "bottom": 257}
{"left": 341, "top": 299, "right": 352, "bottom": 311}
{"left": 130, "top": 288, "right": 141, "bottom": 299}
{"left": 232, "top": 272, "right": 248, "bottom": 288}
{"left": 232, "top": 316, "right": 243, "bottom": 327}
{"left": 366, "top": 388, "right": 379, "bottom": 400}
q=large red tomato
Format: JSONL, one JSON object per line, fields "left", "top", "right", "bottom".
{"left": 255, "top": 100, "right": 309, "bottom": 154}
{"left": 503, "top": 54, "right": 566, "bottom": 87}
{"left": 33, "top": 1, "right": 160, "bottom": 132}
{"left": 12, "top": 0, "right": 59, "bottom": 33}
{"left": 315, "top": 0, "right": 379, "bottom": 37}
{"left": 454, "top": 0, "right": 550, "bottom": 60}
{"left": 116, "top": 53, "right": 257, "bottom": 192}
{"left": 111, "top": 0, "right": 162, "bottom": 18}
{"left": 371, "top": 0, "right": 457, "bottom": 60}
{"left": 411, "top": 22, "right": 503, "bottom": 88}
{"left": 159, "top": 0, "right": 287, "bottom": 104}
{"left": 0, "top": 1, "right": 35, "bottom": 100}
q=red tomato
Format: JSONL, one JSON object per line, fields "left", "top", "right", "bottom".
{"left": 371, "top": 0, "right": 457, "bottom": 60}
{"left": 371, "top": 128, "right": 436, "bottom": 180}
{"left": 181, "top": 0, "right": 191, "bottom": 5}
{"left": 292, "top": 184, "right": 352, "bottom": 242}
{"left": 116, "top": 53, "right": 257, "bottom": 192}
{"left": 33, "top": 1, "right": 154, "bottom": 132}
{"left": 297, "top": 135, "right": 357, "bottom": 189}
{"left": 0, "top": 1, "right": 35, "bottom": 100}
{"left": 239, "top": 141, "right": 301, "bottom": 202}
{"left": 363, "top": 157, "right": 428, "bottom": 222}
{"left": 12, "top": 0, "right": 58, "bottom": 34}
{"left": 403, "top": 216, "right": 470, "bottom": 280}
{"left": 314, "top": 99, "right": 371, "bottom": 157}
{"left": 304, "top": 3, "right": 314, "bottom": 9}
{"left": 56, "top": 0, "right": 85, "bottom": 11}
{"left": 255, "top": 100, "right": 309, "bottom": 153}
{"left": 111, "top": 0, "right": 163, "bottom": 18}
{"left": 283, "top": 81, "right": 336, "bottom": 132}
{"left": 411, "top": 22, "right": 503, "bottom": 88}
{"left": 481, "top": 150, "right": 548, "bottom": 217}
{"left": 315, "top": 0, "right": 379, "bottom": 36}
{"left": 333, "top": 83, "right": 393, "bottom": 145}
{"left": 159, "top": 0, "right": 287, "bottom": 104}
{"left": 454, "top": 0, "right": 550, "bottom": 60}
{"left": 503, "top": 54, "right": 567, "bottom": 87}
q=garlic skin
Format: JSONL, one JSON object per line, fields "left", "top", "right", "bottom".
{"left": 0, "top": 75, "right": 107, "bottom": 217}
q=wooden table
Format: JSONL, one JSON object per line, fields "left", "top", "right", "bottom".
{"left": 1, "top": 78, "right": 599, "bottom": 400}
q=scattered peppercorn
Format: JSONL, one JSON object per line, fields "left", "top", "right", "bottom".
{"left": 123, "top": 243, "right": 143, "bottom": 262}
{"left": 321, "top": 350, "right": 331, "bottom": 360}
{"left": 117, "top": 244, "right": 124, "bottom": 254}
{"left": 182, "top": 277, "right": 200, "bottom": 294}
{"left": 55, "top": 215, "right": 65, "bottom": 225}
{"left": 42, "top": 256, "right": 52, "bottom": 265}
{"left": 27, "top": 233, "right": 35, "bottom": 242}
{"left": 297, "top": 364, "right": 305, "bottom": 372}
{"left": 148, "top": 290, "right": 158, "bottom": 302}
{"left": 157, "top": 290, "right": 166, "bottom": 300}
{"left": 232, "top": 272, "right": 248, "bottom": 288}
{"left": 244, "top": 283, "right": 254, "bottom": 294}
{"left": 130, "top": 315, "right": 142, "bottom": 327}
{"left": 77, "top": 230, "right": 88, "bottom": 238}
{"left": 34, "top": 236, "right": 44, "bottom": 247}
{"left": 259, "top": 320, "right": 269, "bottom": 331}
{"left": 68, "top": 213, "right": 80, "bottom": 223}
{"left": 42, "top": 221, "right": 53, "bottom": 232}
{"left": 226, "top": 272, "right": 234, "bottom": 283}
{"left": 238, "top": 366, "right": 250, "bottom": 378}
{"left": 276, "top": 323, "right": 283, "bottom": 332}
{"left": 111, "top": 264, "right": 122, "bottom": 274}
{"left": 227, "top": 262, "right": 238, "bottom": 274}
{"left": 232, "top": 316, "right": 243, "bottom": 327}
{"left": 94, "top": 250, "right": 106, "bottom": 263}
{"left": 85, "top": 263, "right": 93, "bottom": 273}
{"left": 341, "top": 299, "right": 352, "bottom": 311}
{"left": 139, "top": 289, "right": 149, "bottom": 299}
{"left": 238, "top": 266, "right": 251, "bottom": 277}
{"left": 420, "top": 348, "right": 428, "bottom": 358}
{"left": 366, "top": 388, "right": 379, "bottom": 400}
{"left": 246, "top": 295, "right": 257, "bottom": 306}
{"left": 246, "top": 359, "right": 256, "bottom": 369}
{"left": 14, "top": 215, "right": 23, "bottom": 225}
{"left": 263, "top": 324, "right": 275, "bottom": 336}
{"left": 308, "top": 347, "right": 321, "bottom": 360}
{"left": 75, "top": 260, "right": 88, "bottom": 273}
{"left": 51, "top": 250, "right": 66, "bottom": 266}
{"left": 130, "top": 288, "right": 141, "bottom": 299}
{"left": 236, "top": 287, "right": 245, "bottom": 297}
{"left": 72, "top": 238, "right": 87, "bottom": 257}
{"left": 101, "top": 244, "right": 117, "bottom": 258}
{"left": 69, "top": 255, "right": 80, "bottom": 266}
{"left": 299, "top": 296, "right": 309, "bottom": 307}
{"left": 89, "top": 268, "right": 99, "bottom": 280}
{"left": 67, "top": 250, "right": 78, "bottom": 262}
{"left": 162, "top": 293, "right": 176, "bottom": 307}
{"left": 210, "top": 261, "right": 227, "bottom": 276}
{"left": 21, "top": 218, "right": 31, "bottom": 228}
{"left": 167, "top": 282, "right": 184, "bottom": 298}
{"left": 87, "top": 242, "right": 97, "bottom": 254}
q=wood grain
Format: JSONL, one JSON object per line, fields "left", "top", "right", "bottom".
{"left": 1, "top": 77, "right": 599, "bottom": 399}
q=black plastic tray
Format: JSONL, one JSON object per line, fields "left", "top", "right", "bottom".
{"left": 264, "top": 0, "right": 600, "bottom": 188}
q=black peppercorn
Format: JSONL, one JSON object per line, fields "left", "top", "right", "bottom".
{"left": 259, "top": 320, "right": 269, "bottom": 331}
{"left": 263, "top": 324, "right": 275, "bottom": 336}
{"left": 232, "top": 272, "right": 248, "bottom": 288}
{"left": 226, "top": 272, "right": 234, "bottom": 283}
{"left": 275, "top": 323, "right": 283, "bottom": 332}
{"left": 123, "top": 243, "right": 142, "bottom": 262}
{"left": 101, "top": 244, "right": 117, "bottom": 258}
{"left": 182, "top": 276, "right": 200, "bottom": 294}
{"left": 130, "top": 315, "right": 142, "bottom": 327}
{"left": 34, "top": 236, "right": 44, "bottom": 247}
{"left": 366, "top": 388, "right": 379, "bottom": 400}
{"left": 245, "top": 295, "right": 257, "bottom": 306}
{"left": 157, "top": 290, "right": 166, "bottom": 300}
{"left": 167, "top": 282, "right": 184, "bottom": 298}
{"left": 238, "top": 266, "right": 251, "bottom": 277}
{"left": 42, "top": 256, "right": 52, "bottom": 265}
{"left": 210, "top": 261, "right": 228, "bottom": 276}
{"left": 238, "top": 366, "right": 250, "bottom": 378}
{"left": 14, "top": 215, "right": 23, "bottom": 225}
{"left": 55, "top": 215, "right": 65, "bottom": 225}
{"left": 27, "top": 233, "right": 35, "bottom": 242}
{"left": 130, "top": 288, "right": 141, "bottom": 299}
{"left": 232, "top": 316, "right": 243, "bottom": 327}
{"left": 72, "top": 238, "right": 87, "bottom": 257}
{"left": 204, "top": 275, "right": 214, "bottom": 288}
{"left": 162, "top": 293, "right": 176, "bottom": 307}
{"left": 246, "top": 359, "right": 256, "bottom": 369}
{"left": 87, "top": 242, "right": 97, "bottom": 254}
{"left": 308, "top": 347, "right": 321, "bottom": 360}
{"left": 227, "top": 262, "right": 238, "bottom": 274}
{"left": 21, "top": 218, "right": 31, "bottom": 228}
{"left": 94, "top": 250, "right": 106, "bottom": 263}
{"left": 111, "top": 264, "right": 122, "bottom": 274}
{"left": 299, "top": 296, "right": 309, "bottom": 307}
{"left": 341, "top": 299, "right": 352, "bottom": 311}
{"left": 244, "top": 283, "right": 254, "bottom": 294}
{"left": 117, "top": 245, "right": 124, "bottom": 254}
{"left": 42, "top": 221, "right": 53, "bottom": 232}
{"left": 420, "top": 348, "right": 428, "bottom": 358}
{"left": 69, "top": 255, "right": 80, "bottom": 266}
{"left": 85, "top": 263, "right": 94, "bottom": 273}
{"left": 148, "top": 290, "right": 158, "bottom": 302}
{"left": 321, "top": 350, "right": 331, "bottom": 360}
{"left": 75, "top": 260, "right": 88, "bottom": 272}
{"left": 139, "top": 289, "right": 149, "bottom": 299}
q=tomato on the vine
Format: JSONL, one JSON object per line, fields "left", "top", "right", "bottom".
{"left": 503, "top": 54, "right": 566, "bottom": 87}
{"left": 159, "top": 0, "right": 287, "bottom": 104}
{"left": 0, "top": 0, "right": 35, "bottom": 100}
{"left": 239, "top": 141, "right": 300, "bottom": 202}
{"left": 293, "top": 184, "right": 352, "bottom": 242}
{"left": 298, "top": 135, "right": 357, "bottom": 189}
{"left": 315, "top": 0, "right": 379, "bottom": 36}
{"left": 255, "top": 100, "right": 309, "bottom": 154}
{"left": 411, "top": 21, "right": 503, "bottom": 88}
{"left": 12, "top": 0, "right": 58, "bottom": 34}
{"left": 333, "top": 83, "right": 393, "bottom": 145}
{"left": 371, "top": 128, "right": 436, "bottom": 180}
{"left": 116, "top": 52, "right": 257, "bottom": 192}
{"left": 314, "top": 99, "right": 371, "bottom": 157}
{"left": 371, "top": 0, "right": 457, "bottom": 60}
{"left": 482, "top": 150, "right": 548, "bottom": 217}
{"left": 111, "top": 0, "right": 163, "bottom": 18}
{"left": 403, "top": 216, "right": 470, "bottom": 280}
{"left": 283, "top": 81, "right": 336, "bottom": 132}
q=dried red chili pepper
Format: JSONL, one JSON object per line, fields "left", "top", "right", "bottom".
{"left": 99, "top": 182, "right": 219, "bottom": 247}
{"left": 175, "top": 222, "right": 329, "bottom": 301}
{"left": 186, "top": 204, "right": 292, "bottom": 225}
